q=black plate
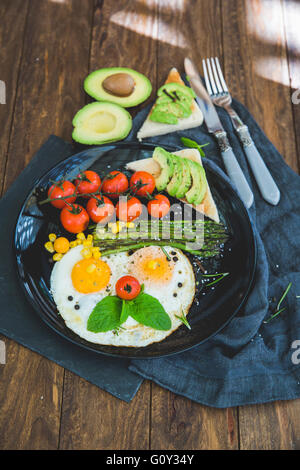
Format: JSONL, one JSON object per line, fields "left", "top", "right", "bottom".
{"left": 14, "top": 142, "right": 256, "bottom": 359}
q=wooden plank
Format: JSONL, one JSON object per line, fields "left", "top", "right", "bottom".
{"left": 0, "top": 0, "right": 29, "bottom": 194}
{"left": 59, "top": 376, "right": 150, "bottom": 450}
{"left": 151, "top": 384, "right": 238, "bottom": 450}
{"left": 149, "top": 0, "right": 239, "bottom": 451}
{"left": 0, "top": 343, "right": 63, "bottom": 450}
{"left": 59, "top": 0, "right": 159, "bottom": 450}
{"left": 2, "top": 0, "right": 94, "bottom": 192}
{"left": 221, "top": 0, "right": 298, "bottom": 172}
{"left": 156, "top": 0, "right": 223, "bottom": 80}
{"left": 239, "top": 400, "right": 300, "bottom": 450}
{"left": 0, "top": 0, "right": 94, "bottom": 449}
{"left": 222, "top": 0, "right": 300, "bottom": 449}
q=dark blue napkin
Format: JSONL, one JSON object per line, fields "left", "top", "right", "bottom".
{"left": 0, "top": 135, "right": 142, "bottom": 402}
{"left": 129, "top": 100, "right": 300, "bottom": 407}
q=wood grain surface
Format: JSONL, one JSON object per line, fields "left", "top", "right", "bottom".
{"left": 0, "top": 0, "right": 299, "bottom": 450}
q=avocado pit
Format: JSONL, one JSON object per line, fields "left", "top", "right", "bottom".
{"left": 102, "top": 73, "right": 135, "bottom": 97}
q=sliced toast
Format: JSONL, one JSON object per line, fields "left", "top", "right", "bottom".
{"left": 137, "top": 68, "right": 203, "bottom": 140}
{"left": 126, "top": 148, "right": 220, "bottom": 223}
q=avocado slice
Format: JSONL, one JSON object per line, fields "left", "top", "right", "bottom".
{"left": 167, "top": 155, "right": 184, "bottom": 197}
{"left": 72, "top": 102, "right": 132, "bottom": 145}
{"left": 150, "top": 101, "right": 191, "bottom": 125}
{"left": 84, "top": 67, "right": 152, "bottom": 108}
{"left": 153, "top": 147, "right": 174, "bottom": 191}
{"left": 175, "top": 158, "right": 192, "bottom": 199}
{"left": 157, "top": 82, "right": 196, "bottom": 100}
{"left": 185, "top": 160, "right": 207, "bottom": 205}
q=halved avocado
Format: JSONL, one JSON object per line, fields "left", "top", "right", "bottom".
{"left": 84, "top": 67, "right": 152, "bottom": 108}
{"left": 72, "top": 102, "right": 132, "bottom": 145}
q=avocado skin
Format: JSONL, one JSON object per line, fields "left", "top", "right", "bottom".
{"left": 72, "top": 101, "right": 132, "bottom": 145}
{"left": 153, "top": 147, "right": 174, "bottom": 191}
{"left": 84, "top": 67, "right": 152, "bottom": 108}
{"left": 167, "top": 155, "right": 183, "bottom": 197}
{"left": 185, "top": 160, "right": 207, "bottom": 205}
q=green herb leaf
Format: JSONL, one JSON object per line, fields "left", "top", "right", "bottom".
{"left": 87, "top": 296, "right": 122, "bottom": 333}
{"left": 276, "top": 282, "right": 292, "bottom": 310}
{"left": 180, "top": 136, "right": 209, "bottom": 157}
{"left": 120, "top": 299, "right": 132, "bottom": 325}
{"left": 161, "top": 246, "right": 171, "bottom": 261}
{"left": 175, "top": 311, "right": 191, "bottom": 330}
{"left": 202, "top": 272, "right": 229, "bottom": 286}
{"left": 263, "top": 307, "right": 286, "bottom": 324}
{"left": 131, "top": 293, "right": 171, "bottom": 331}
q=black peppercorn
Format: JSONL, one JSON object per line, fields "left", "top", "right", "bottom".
{"left": 74, "top": 304, "right": 80, "bottom": 310}
{"left": 173, "top": 256, "right": 178, "bottom": 262}
{"left": 68, "top": 296, "right": 73, "bottom": 301}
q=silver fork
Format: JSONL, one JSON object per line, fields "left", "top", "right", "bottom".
{"left": 202, "top": 57, "right": 280, "bottom": 206}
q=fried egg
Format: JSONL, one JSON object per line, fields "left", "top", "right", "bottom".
{"left": 50, "top": 245, "right": 195, "bottom": 347}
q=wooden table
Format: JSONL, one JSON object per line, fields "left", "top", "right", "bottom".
{"left": 1, "top": 0, "right": 300, "bottom": 450}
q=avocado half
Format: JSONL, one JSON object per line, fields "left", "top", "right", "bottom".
{"left": 72, "top": 102, "right": 132, "bottom": 145}
{"left": 84, "top": 67, "right": 152, "bottom": 108}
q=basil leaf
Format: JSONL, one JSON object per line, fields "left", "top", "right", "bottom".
{"left": 131, "top": 293, "right": 171, "bottom": 331}
{"left": 120, "top": 299, "right": 132, "bottom": 325}
{"left": 87, "top": 296, "right": 122, "bottom": 333}
{"left": 180, "top": 136, "right": 209, "bottom": 157}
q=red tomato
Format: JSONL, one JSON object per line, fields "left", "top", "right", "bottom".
{"left": 116, "top": 196, "right": 143, "bottom": 222}
{"left": 60, "top": 204, "right": 89, "bottom": 234}
{"left": 75, "top": 170, "right": 101, "bottom": 196}
{"left": 48, "top": 180, "right": 76, "bottom": 209}
{"left": 129, "top": 171, "right": 155, "bottom": 197}
{"left": 116, "top": 275, "right": 141, "bottom": 300}
{"left": 147, "top": 194, "right": 170, "bottom": 218}
{"left": 101, "top": 171, "right": 128, "bottom": 199}
{"left": 86, "top": 196, "right": 115, "bottom": 224}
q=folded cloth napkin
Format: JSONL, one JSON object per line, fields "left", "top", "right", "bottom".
{"left": 128, "top": 99, "right": 300, "bottom": 407}
{"left": 0, "top": 135, "right": 143, "bottom": 402}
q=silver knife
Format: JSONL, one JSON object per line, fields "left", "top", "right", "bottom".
{"left": 184, "top": 57, "right": 254, "bottom": 209}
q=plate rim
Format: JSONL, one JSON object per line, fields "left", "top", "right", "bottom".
{"left": 13, "top": 141, "right": 257, "bottom": 359}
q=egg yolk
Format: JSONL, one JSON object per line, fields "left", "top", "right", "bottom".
{"left": 71, "top": 258, "right": 111, "bottom": 294}
{"left": 131, "top": 255, "right": 173, "bottom": 284}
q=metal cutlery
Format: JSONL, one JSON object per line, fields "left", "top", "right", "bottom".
{"left": 184, "top": 57, "right": 254, "bottom": 208}
{"left": 202, "top": 57, "right": 280, "bottom": 206}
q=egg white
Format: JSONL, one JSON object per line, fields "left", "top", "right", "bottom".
{"left": 50, "top": 245, "right": 195, "bottom": 347}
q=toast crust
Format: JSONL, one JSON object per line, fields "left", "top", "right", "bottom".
{"left": 137, "top": 68, "right": 203, "bottom": 140}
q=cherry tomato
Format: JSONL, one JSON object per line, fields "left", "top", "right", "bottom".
{"left": 86, "top": 196, "right": 115, "bottom": 224}
{"left": 75, "top": 170, "right": 101, "bottom": 196}
{"left": 101, "top": 171, "right": 128, "bottom": 199}
{"left": 116, "top": 196, "right": 143, "bottom": 222}
{"left": 60, "top": 204, "right": 89, "bottom": 234}
{"left": 116, "top": 275, "right": 141, "bottom": 300}
{"left": 48, "top": 180, "right": 76, "bottom": 209}
{"left": 130, "top": 171, "right": 156, "bottom": 197}
{"left": 147, "top": 194, "right": 170, "bottom": 218}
